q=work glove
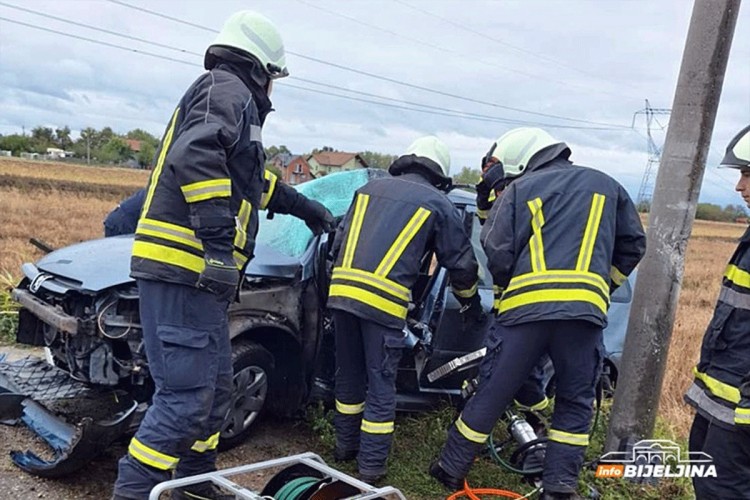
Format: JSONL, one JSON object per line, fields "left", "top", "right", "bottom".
{"left": 297, "top": 197, "right": 335, "bottom": 236}
{"left": 460, "top": 293, "right": 487, "bottom": 329}
{"left": 483, "top": 162, "right": 505, "bottom": 191}
{"left": 196, "top": 252, "right": 239, "bottom": 302}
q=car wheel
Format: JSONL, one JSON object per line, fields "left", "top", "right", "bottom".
{"left": 218, "top": 340, "right": 274, "bottom": 450}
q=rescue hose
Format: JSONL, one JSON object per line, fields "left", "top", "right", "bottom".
{"left": 486, "top": 434, "right": 546, "bottom": 477}
{"left": 446, "top": 479, "right": 525, "bottom": 499}
{"left": 274, "top": 476, "right": 319, "bottom": 500}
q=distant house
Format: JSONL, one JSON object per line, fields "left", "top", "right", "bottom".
{"left": 45, "top": 147, "right": 66, "bottom": 159}
{"left": 20, "top": 152, "right": 40, "bottom": 160}
{"left": 125, "top": 139, "right": 142, "bottom": 153}
{"left": 269, "top": 152, "right": 293, "bottom": 170}
{"left": 0, "top": 150, "right": 11, "bottom": 157}
{"left": 306, "top": 152, "right": 368, "bottom": 177}
{"left": 284, "top": 156, "right": 313, "bottom": 185}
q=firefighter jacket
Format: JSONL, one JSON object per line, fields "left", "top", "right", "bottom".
{"left": 328, "top": 171, "right": 480, "bottom": 329}
{"left": 685, "top": 226, "right": 750, "bottom": 430}
{"left": 481, "top": 158, "right": 646, "bottom": 327}
{"left": 130, "top": 65, "right": 302, "bottom": 287}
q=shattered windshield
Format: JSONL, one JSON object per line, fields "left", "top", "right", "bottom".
{"left": 256, "top": 169, "right": 378, "bottom": 258}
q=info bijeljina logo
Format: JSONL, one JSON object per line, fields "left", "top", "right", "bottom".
{"left": 595, "top": 440, "right": 717, "bottom": 479}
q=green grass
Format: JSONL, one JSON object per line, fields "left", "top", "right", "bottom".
{"left": 306, "top": 401, "right": 694, "bottom": 499}
{"left": 0, "top": 272, "right": 19, "bottom": 344}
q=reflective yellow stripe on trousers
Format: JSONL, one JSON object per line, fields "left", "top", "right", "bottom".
{"left": 361, "top": 419, "right": 394, "bottom": 434}
{"left": 191, "top": 432, "right": 220, "bottom": 453}
{"left": 336, "top": 400, "right": 365, "bottom": 415}
{"left": 455, "top": 416, "right": 489, "bottom": 444}
{"left": 128, "top": 437, "right": 179, "bottom": 470}
{"left": 548, "top": 429, "right": 589, "bottom": 446}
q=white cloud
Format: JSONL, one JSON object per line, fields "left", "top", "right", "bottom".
{"left": 0, "top": 0, "right": 747, "bottom": 206}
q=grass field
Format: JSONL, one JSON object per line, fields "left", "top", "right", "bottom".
{"left": 0, "top": 157, "right": 744, "bottom": 498}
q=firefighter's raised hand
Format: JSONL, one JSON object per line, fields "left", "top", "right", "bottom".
{"left": 196, "top": 253, "right": 239, "bottom": 302}
{"left": 475, "top": 178, "right": 491, "bottom": 207}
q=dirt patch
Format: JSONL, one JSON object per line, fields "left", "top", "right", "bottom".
{"left": 0, "top": 417, "right": 322, "bottom": 498}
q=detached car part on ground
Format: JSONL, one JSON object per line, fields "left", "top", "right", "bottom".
{"left": 1, "top": 169, "right": 636, "bottom": 477}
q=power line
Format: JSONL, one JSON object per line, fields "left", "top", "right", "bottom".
{"left": 0, "top": 16, "right": 197, "bottom": 66}
{"left": 0, "top": 1, "right": 199, "bottom": 57}
{"left": 293, "top": 0, "right": 630, "bottom": 101}
{"left": 703, "top": 168, "right": 738, "bottom": 196}
{"left": 0, "top": 11, "right": 625, "bottom": 131}
{"left": 282, "top": 82, "right": 618, "bottom": 129}
{"left": 393, "top": 0, "right": 642, "bottom": 96}
{"left": 103, "top": 0, "right": 632, "bottom": 129}
{"left": 288, "top": 78, "right": 620, "bottom": 130}
{"left": 107, "top": 0, "right": 214, "bottom": 33}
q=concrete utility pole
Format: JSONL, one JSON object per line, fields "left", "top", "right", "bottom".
{"left": 605, "top": 0, "right": 740, "bottom": 452}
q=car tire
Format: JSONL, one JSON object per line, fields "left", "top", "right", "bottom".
{"left": 218, "top": 340, "right": 274, "bottom": 450}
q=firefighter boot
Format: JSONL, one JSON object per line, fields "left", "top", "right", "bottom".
{"left": 429, "top": 460, "right": 463, "bottom": 491}
{"left": 334, "top": 447, "right": 358, "bottom": 462}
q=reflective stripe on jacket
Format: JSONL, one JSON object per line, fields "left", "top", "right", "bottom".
{"left": 328, "top": 172, "right": 479, "bottom": 329}
{"left": 130, "top": 68, "right": 297, "bottom": 287}
{"left": 481, "top": 158, "right": 646, "bottom": 327}
{"left": 685, "top": 226, "right": 750, "bottom": 428}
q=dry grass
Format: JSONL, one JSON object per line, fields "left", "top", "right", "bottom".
{"left": 0, "top": 159, "right": 147, "bottom": 278}
{"left": 0, "top": 157, "right": 148, "bottom": 187}
{"left": 659, "top": 220, "right": 744, "bottom": 436}
{"left": 0, "top": 158, "right": 746, "bottom": 439}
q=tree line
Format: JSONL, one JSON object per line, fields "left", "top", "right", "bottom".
{"left": 0, "top": 126, "right": 159, "bottom": 167}
{"left": 1, "top": 127, "right": 401, "bottom": 171}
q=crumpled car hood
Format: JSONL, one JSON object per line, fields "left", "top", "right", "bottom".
{"left": 33, "top": 236, "right": 301, "bottom": 293}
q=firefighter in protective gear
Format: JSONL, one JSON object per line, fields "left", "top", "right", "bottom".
{"left": 476, "top": 150, "right": 550, "bottom": 417}
{"left": 328, "top": 136, "right": 482, "bottom": 483}
{"left": 430, "top": 127, "right": 646, "bottom": 498}
{"left": 113, "top": 11, "right": 334, "bottom": 500}
{"left": 685, "top": 124, "right": 750, "bottom": 499}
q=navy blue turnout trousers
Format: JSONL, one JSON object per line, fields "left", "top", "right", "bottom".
{"left": 438, "top": 318, "right": 603, "bottom": 494}
{"left": 689, "top": 413, "right": 750, "bottom": 499}
{"left": 114, "top": 279, "right": 233, "bottom": 499}
{"left": 332, "top": 310, "right": 406, "bottom": 477}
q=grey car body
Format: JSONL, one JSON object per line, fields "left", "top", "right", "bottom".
{"left": 4, "top": 169, "right": 634, "bottom": 476}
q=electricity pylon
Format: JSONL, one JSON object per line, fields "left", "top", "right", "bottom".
{"left": 633, "top": 100, "right": 671, "bottom": 207}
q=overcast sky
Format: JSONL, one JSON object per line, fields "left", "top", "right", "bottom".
{"left": 0, "top": 0, "right": 748, "bottom": 204}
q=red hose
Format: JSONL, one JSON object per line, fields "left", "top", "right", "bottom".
{"left": 446, "top": 479, "right": 524, "bottom": 499}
